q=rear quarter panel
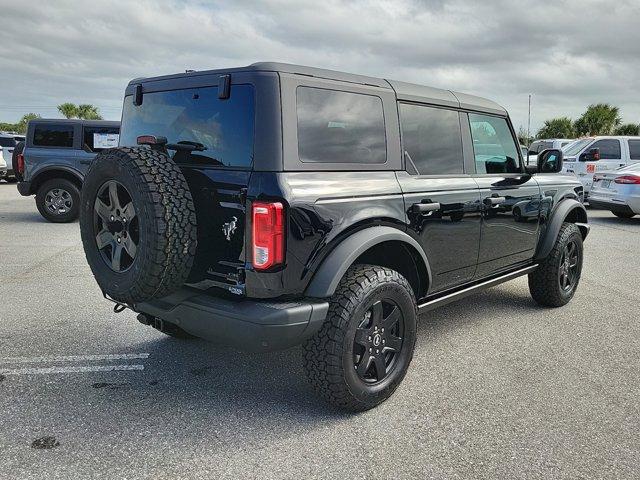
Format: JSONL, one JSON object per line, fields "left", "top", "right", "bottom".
{"left": 244, "top": 171, "right": 406, "bottom": 298}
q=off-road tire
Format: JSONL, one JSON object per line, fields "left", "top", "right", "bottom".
{"left": 612, "top": 211, "right": 635, "bottom": 219}
{"left": 529, "top": 222, "right": 583, "bottom": 307}
{"left": 79, "top": 147, "right": 197, "bottom": 304}
{"left": 35, "top": 178, "right": 80, "bottom": 223}
{"left": 303, "top": 264, "right": 417, "bottom": 411}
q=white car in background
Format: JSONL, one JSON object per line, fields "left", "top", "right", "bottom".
{"left": 589, "top": 163, "right": 640, "bottom": 218}
{"left": 562, "top": 136, "right": 640, "bottom": 200}
{"left": 0, "top": 132, "right": 25, "bottom": 181}
{"left": 527, "top": 138, "right": 575, "bottom": 166}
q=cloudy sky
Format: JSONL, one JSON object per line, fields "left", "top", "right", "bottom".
{"left": 1, "top": 0, "right": 639, "bottom": 133}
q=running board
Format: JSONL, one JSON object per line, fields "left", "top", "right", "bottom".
{"left": 418, "top": 264, "right": 539, "bottom": 313}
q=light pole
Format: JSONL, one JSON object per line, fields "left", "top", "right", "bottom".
{"left": 527, "top": 94, "right": 532, "bottom": 146}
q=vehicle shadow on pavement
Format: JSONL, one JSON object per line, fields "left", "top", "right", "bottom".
{"left": 0, "top": 210, "right": 50, "bottom": 223}
{"left": 107, "top": 287, "right": 537, "bottom": 420}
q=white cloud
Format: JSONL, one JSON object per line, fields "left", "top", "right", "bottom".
{"left": 0, "top": 0, "right": 639, "bottom": 132}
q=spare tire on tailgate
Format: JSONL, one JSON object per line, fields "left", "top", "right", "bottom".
{"left": 79, "top": 147, "right": 197, "bottom": 304}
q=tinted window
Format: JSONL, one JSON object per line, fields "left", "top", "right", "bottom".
{"left": 0, "top": 137, "right": 16, "bottom": 147}
{"left": 469, "top": 114, "right": 520, "bottom": 174}
{"left": 83, "top": 126, "right": 120, "bottom": 152}
{"left": 120, "top": 85, "right": 255, "bottom": 168}
{"left": 297, "top": 87, "right": 386, "bottom": 164}
{"left": 591, "top": 139, "right": 621, "bottom": 159}
{"left": 628, "top": 140, "right": 640, "bottom": 160}
{"left": 399, "top": 104, "right": 463, "bottom": 175}
{"left": 33, "top": 125, "right": 74, "bottom": 147}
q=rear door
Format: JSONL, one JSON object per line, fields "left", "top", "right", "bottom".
{"left": 397, "top": 103, "right": 482, "bottom": 293}
{"left": 467, "top": 113, "right": 541, "bottom": 278}
{"left": 119, "top": 79, "right": 258, "bottom": 292}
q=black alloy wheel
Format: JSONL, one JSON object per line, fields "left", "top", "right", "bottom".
{"left": 558, "top": 240, "right": 579, "bottom": 292}
{"left": 353, "top": 299, "right": 404, "bottom": 383}
{"left": 93, "top": 180, "right": 139, "bottom": 272}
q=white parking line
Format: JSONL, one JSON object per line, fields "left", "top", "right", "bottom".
{"left": 0, "top": 364, "right": 145, "bottom": 375}
{"left": 0, "top": 353, "right": 150, "bottom": 365}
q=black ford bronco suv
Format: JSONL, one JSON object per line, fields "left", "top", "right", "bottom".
{"left": 79, "top": 63, "right": 589, "bottom": 411}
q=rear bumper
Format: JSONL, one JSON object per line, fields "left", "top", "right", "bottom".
{"left": 588, "top": 196, "right": 637, "bottom": 214}
{"left": 17, "top": 181, "right": 31, "bottom": 196}
{"left": 134, "top": 288, "right": 329, "bottom": 352}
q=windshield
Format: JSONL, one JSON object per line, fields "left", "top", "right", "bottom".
{"left": 563, "top": 138, "right": 593, "bottom": 156}
{"left": 120, "top": 84, "right": 255, "bottom": 168}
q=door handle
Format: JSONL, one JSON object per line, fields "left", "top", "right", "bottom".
{"left": 412, "top": 202, "right": 440, "bottom": 213}
{"left": 484, "top": 196, "right": 506, "bottom": 206}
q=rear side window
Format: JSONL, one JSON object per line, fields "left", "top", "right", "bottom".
{"left": 399, "top": 104, "right": 463, "bottom": 175}
{"left": 33, "top": 124, "right": 74, "bottom": 148}
{"left": 120, "top": 84, "right": 255, "bottom": 168}
{"left": 591, "top": 139, "right": 621, "bottom": 159}
{"left": 469, "top": 114, "right": 520, "bottom": 174}
{"left": 83, "top": 127, "right": 120, "bottom": 153}
{"left": 628, "top": 140, "right": 640, "bottom": 160}
{"left": 296, "top": 87, "right": 386, "bottom": 164}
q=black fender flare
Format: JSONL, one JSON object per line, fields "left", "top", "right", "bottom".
{"left": 305, "top": 226, "right": 432, "bottom": 298}
{"left": 534, "top": 199, "right": 589, "bottom": 260}
{"left": 29, "top": 166, "right": 84, "bottom": 195}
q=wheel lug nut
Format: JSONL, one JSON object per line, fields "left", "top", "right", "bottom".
{"left": 117, "top": 237, "right": 121, "bottom": 243}
{"left": 110, "top": 216, "right": 114, "bottom": 221}
{"left": 381, "top": 328, "right": 385, "bottom": 332}
{"left": 368, "top": 336, "right": 371, "bottom": 341}
{"left": 376, "top": 349, "right": 379, "bottom": 354}
{"left": 369, "top": 348, "right": 372, "bottom": 353}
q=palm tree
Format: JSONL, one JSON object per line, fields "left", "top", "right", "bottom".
{"left": 613, "top": 123, "right": 640, "bottom": 136}
{"left": 536, "top": 117, "right": 576, "bottom": 139}
{"left": 574, "top": 104, "right": 621, "bottom": 136}
{"left": 57, "top": 103, "right": 78, "bottom": 119}
{"left": 77, "top": 104, "right": 103, "bottom": 120}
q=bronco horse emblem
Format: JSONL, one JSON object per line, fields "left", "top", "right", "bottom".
{"left": 222, "top": 216, "right": 238, "bottom": 241}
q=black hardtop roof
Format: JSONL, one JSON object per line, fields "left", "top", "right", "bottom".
{"left": 28, "top": 118, "right": 120, "bottom": 127}
{"left": 128, "top": 62, "right": 506, "bottom": 116}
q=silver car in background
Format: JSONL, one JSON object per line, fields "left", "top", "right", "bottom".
{"left": 589, "top": 162, "right": 640, "bottom": 218}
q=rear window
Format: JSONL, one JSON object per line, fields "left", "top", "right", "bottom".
{"left": 296, "top": 87, "right": 386, "bottom": 164}
{"left": 120, "top": 84, "right": 255, "bottom": 168}
{"left": 33, "top": 125, "right": 74, "bottom": 148}
{"left": 628, "top": 140, "right": 640, "bottom": 160}
{"left": 83, "top": 126, "right": 120, "bottom": 153}
{"left": 0, "top": 137, "right": 16, "bottom": 147}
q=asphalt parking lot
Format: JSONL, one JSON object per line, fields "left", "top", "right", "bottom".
{"left": 0, "top": 181, "right": 638, "bottom": 480}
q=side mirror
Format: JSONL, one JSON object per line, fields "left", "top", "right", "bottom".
{"left": 537, "top": 148, "right": 564, "bottom": 173}
{"left": 579, "top": 148, "right": 600, "bottom": 162}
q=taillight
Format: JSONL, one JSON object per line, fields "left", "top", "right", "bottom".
{"left": 17, "top": 153, "right": 25, "bottom": 175}
{"left": 614, "top": 175, "right": 640, "bottom": 184}
{"left": 252, "top": 201, "right": 284, "bottom": 270}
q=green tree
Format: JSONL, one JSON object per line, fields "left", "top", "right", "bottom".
{"left": 536, "top": 117, "right": 576, "bottom": 139}
{"left": 16, "top": 113, "right": 41, "bottom": 134}
{"left": 613, "top": 123, "right": 639, "bottom": 136}
{"left": 574, "top": 103, "right": 621, "bottom": 136}
{"left": 58, "top": 102, "right": 78, "bottom": 119}
{"left": 77, "top": 104, "right": 103, "bottom": 120}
